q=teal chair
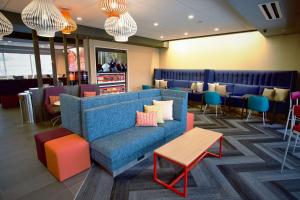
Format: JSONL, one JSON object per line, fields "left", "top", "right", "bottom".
{"left": 203, "top": 91, "right": 222, "bottom": 116}
{"left": 247, "top": 95, "right": 269, "bottom": 125}
{"left": 142, "top": 85, "right": 152, "bottom": 90}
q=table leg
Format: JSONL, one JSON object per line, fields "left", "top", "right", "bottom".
{"left": 183, "top": 167, "right": 188, "bottom": 197}
{"left": 219, "top": 136, "right": 223, "bottom": 158}
{"left": 153, "top": 153, "right": 157, "bottom": 180}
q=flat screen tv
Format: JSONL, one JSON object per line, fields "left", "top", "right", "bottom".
{"left": 95, "top": 48, "right": 127, "bottom": 73}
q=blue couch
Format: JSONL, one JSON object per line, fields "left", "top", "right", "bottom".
{"left": 154, "top": 69, "right": 209, "bottom": 102}
{"left": 60, "top": 89, "right": 188, "bottom": 176}
{"left": 154, "top": 69, "right": 297, "bottom": 114}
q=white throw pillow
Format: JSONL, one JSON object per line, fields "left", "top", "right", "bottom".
{"left": 196, "top": 82, "right": 204, "bottom": 93}
{"left": 153, "top": 100, "right": 173, "bottom": 120}
{"left": 159, "top": 80, "right": 168, "bottom": 89}
{"left": 208, "top": 82, "right": 219, "bottom": 91}
{"left": 155, "top": 80, "right": 163, "bottom": 88}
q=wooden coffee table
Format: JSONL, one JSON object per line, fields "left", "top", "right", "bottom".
{"left": 153, "top": 127, "right": 223, "bottom": 197}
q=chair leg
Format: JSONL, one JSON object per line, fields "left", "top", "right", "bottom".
{"left": 263, "top": 112, "right": 265, "bottom": 125}
{"left": 281, "top": 130, "right": 294, "bottom": 173}
{"left": 284, "top": 109, "right": 292, "bottom": 140}
{"left": 293, "top": 134, "right": 299, "bottom": 153}
{"left": 246, "top": 111, "right": 251, "bottom": 121}
{"left": 203, "top": 104, "right": 207, "bottom": 115}
{"left": 216, "top": 105, "right": 218, "bottom": 117}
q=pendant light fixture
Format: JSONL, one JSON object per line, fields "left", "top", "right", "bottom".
{"left": 21, "top": 0, "right": 67, "bottom": 37}
{"left": 104, "top": 12, "right": 137, "bottom": 42}
{"left": 61, "top": 8, "right": 77, "bottom": 35}
{"left": 99, "top": 0, "right": 127, "bottom": 18}
{"left": 0, "top": 12, "right": 13, "bottom": 40}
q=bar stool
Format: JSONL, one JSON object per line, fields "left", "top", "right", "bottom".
{"left": 283, "top": 91, "right": 300, "bottom": 140}
{"left": 281, "top": 105, "right": 300, "bottom": 173}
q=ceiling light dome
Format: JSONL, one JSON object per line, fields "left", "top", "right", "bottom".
{"left": 61, "top": 8, "right": 77, "bottom": 34}
{"left": 21, "top": 0, "right": 67, "bottom": 37}
{"left": 99, "top": 0, "right": 127, "bottom": 18}
{"left": 104, "top": 12, "right": 137, "bottom": 42}
{"left": 0, "top": 12, "right": 13, "bottom": 40}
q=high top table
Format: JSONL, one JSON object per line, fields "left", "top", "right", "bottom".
{"left": 153, "top": 127, "right": 223, "bottom": 197}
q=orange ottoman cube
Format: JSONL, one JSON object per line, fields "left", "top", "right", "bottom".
{"left": 186, "top": 112, "right": 195, "bottom": 131}
{"left": 45, "top": 134, "right": 91, "bottom": 181}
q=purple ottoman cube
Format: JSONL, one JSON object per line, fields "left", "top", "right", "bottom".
{"left": 34, "top": 128, "right": 72, "bottom": 167}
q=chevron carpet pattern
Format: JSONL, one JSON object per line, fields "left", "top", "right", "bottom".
{"left": 75, "top": 107, "right": 300, "bottom": 200}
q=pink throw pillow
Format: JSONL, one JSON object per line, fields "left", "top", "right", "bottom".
{"left": 136, "top": 111, "right": 158, "bottom": 127}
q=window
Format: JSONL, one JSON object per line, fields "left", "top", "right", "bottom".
{"left": 4, "top": 53, "right": 32, "bottom": 76}
{"left": 0, "top": 54, "right": 5, "bottom": 76}
{"left": 0, "top": 53, "right": 53, "bottom": 77}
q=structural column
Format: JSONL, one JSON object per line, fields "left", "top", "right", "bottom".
{"left": 32, "top": 30, "right": 43, "bottom": 88}
{"left": 49, "top": 38, "right": 58, "bottom": 86}
{"left": 63, "top": 34, "right": 70, "bottom": 86}
{"left": 75, "top": 34, "right": 81, "bottom": 85}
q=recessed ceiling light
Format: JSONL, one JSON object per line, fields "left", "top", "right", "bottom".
{"left": 188, "top": 15, "right": 194, "bottom": 19}
{"left": 184, "top": 32, "right": 189, "bottom": 36}
{"left": 77, "top": 17, "right": 82, "bottom": 21}
{"left": 214, "top": 28, "right": 219, "bottom": 31}
{"left": 160, "top": 36, "right": 164, "bottom": 39}
{"left": 153, "top": 22, "right": 159, "bottom": 26}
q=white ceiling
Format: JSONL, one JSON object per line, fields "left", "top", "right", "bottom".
{"left": 1, "top": 0, "right": 255, "bottom": 41}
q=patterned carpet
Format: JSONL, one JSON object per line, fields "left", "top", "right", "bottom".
{"left": 75, "top": 106, "right": 300, "bottom": 200}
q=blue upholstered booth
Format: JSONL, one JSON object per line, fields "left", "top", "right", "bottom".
{"left": 154, "top": 69, "right": 297, "bottom": 114}
{"left": 60, "top": 89, "right": 188, "bottom": 177}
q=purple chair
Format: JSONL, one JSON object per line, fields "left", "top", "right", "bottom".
{"left": 283, "top": 91, "right": 300, "bottom": 140}
{"left": 44, "top": 86, "right": 66, "bottom": 126}
{"left": 80, "top": 84, "right": 99, "bottom": 97}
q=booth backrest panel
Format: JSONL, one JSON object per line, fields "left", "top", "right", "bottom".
{"left": 213, "top": 70, "right": 297, "bottom": 88}
{"left": 154, "top": 69, "right": 205, "bottom": 81}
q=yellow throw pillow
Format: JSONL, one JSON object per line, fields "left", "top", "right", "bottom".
{"left": 215, "top": 85, "right": 227, "bottom": 96}
{"left": 191, "top": 82, "right": 196, "bottom": 92}
{"left": 273, "top": 88, "right": 289, "bottom": 102}
{"left": 144, "top": 105, "right": 164, "bottom": 123}
{"left": 262, "top": 88, "right": 274, "bottom": 100}
{"left": 196, "top": 82, "right": 204, "bottom": 93}
{"left": 154, "top": 80, "right": 162, "bottom": 88}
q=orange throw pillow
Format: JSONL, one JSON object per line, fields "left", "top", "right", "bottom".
{"left": 84, "top": 91, "right": 97, "bottom": 97}
{"left": 49, "top": 96, "right": 60, "bottom": 105}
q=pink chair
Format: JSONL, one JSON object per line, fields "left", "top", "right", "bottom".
{"left": 186, "top": 112, "right": 194, "bottom": 132}
{"left": 283, "top": 91, "right": 300, "bottom": 140}
{"left": 281, "top": 105, "right": 300, "bottom": 172}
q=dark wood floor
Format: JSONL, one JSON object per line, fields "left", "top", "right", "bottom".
{"left": 0, "top": 107, "right": 88, "bottom": 200}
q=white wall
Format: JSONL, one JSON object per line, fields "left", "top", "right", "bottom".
{"left": 159, "top": 31, "right": 300, "bottom": 72}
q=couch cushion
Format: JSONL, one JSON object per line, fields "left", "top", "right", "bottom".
{"left": 83, "top": 99, "right": 143, "bottom": 142}
{"left": 158, "top": 120, "right": 181, "bottom": 140}
{"left": 91, "top": 126, "right": 164, "bottom": 171}
{"left": 233, "top": 84, "right": 259, "bottom": 96}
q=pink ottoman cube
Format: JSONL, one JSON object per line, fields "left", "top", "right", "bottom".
{"left": 186, "top": 112, "right": 194, "bottom": 131}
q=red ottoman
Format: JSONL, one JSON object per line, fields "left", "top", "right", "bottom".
{"left": 45, "top": 134, "right": 91, "bottom": 181}
{"left": 186, "top": 112, "right": 194, "bottom": 131}
{"left": 34, "top": 128, "right": 72, "bottom": 167}
{"left": 1, "top": 95, "right": 19, "bottom": 108}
